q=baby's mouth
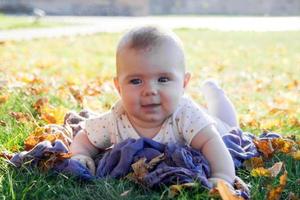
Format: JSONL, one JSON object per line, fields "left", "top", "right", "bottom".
{"left": 141, "top": 103, "right": 161, "bottom": 108}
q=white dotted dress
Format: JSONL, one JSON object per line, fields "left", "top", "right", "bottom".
{"left": 85, "top": 96, "right": 231, "bottom": 149}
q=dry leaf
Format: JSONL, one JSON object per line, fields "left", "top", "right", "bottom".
{"left": 251, "top": 167, "right": 271, "bottom": 177}
{"left": 0, "top": 95, "right": 8, "bottom": 104}
{"left": 267, "top": 171, "right": 288, "bottom": 200}
{"left": 40, "top": 105, "right": 67, "bottom": 124}
{"left": 169, "top": 183, "right": 198, "bottom": 198}
{"left": 120, "top": 189, "right": 131, "bottom": 197}
{"left": 69, "top": 85, "right": 84, "bottom": 106}
{"left": 251, "top": 162, "right": 284, "bottom": 178}
{"left": 268, "top": 162, "right": 283, "bottom": 177}
{"left": 217, "top": 180, "right": 244, "bottom": 200}
{"left": 253, "top": 139, "right": 274, "bottom": 158}
{"left": 0, "top": 120, "right": 6, "bottom": 126}
{"left": 33, "top": 98, "right": 49, "bottom": 113}
{"left": 271, "top": 138, "right": 294, "bottom": 154}
{"left": 10, "top": 111, "right": 31, "bottom": 123}
{"left": 243, "top": 157, "right": 264, "bottom": 171}
{"left": 131, "top": 157, "right": 149, "bottom": 180}
{"left": 290, "top": 151, "right": 300, "bottom": 160}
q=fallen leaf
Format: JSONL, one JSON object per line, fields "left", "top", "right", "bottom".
{"left": 268, "top": 162, "right": 283, "bottom": 177}
{"left": 243, "top": 157, "right": 264, "bottom": 171}
{"left": 253, "top": 139, "right": 274, "bottom": 158}
{"left": 217, "top": 180, "right": 244, "bottom": 200}
{"left": 33, "top": 98, "right": 49, "bottom": 113}
{"left": 169, "top": 183, "right": 198, "bottom": 198}
{"left": 0, "top": 95, "right": 8, "bottom": 104}
{"left": 9, "top": 111, "right": 31, "bottom": 123}
{"left": 267, "top": 171, "right": 288, "bottom": 200}
{"left": 69, "top": 85, "right": 84, "bottom": 106}
{"left": 287, "top": 192, "right": 298, "bottom": 200}
{"left": 120, "top": 189, "right": 131, "bottom": 197}
{"left": 0, "top": 120, "right": 6, "bottom": 126}
{"left": 251, "top": 167, "right": 271, "bottom": 177}
{"left": 290, "top": 151, "right": 300, "bottom": 160}
{"left": 271, "top": 138, "right": 294, "bottom": 154}
{"left": 40, "top": 105, "right": 67, "bottom": 124}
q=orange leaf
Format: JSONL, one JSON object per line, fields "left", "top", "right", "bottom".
{"left": 253, "top": 139, "right": 274, "bottom": 158}
{"left": 10, "top": 111, "right": 31, "bottom": 123}
{"left": 271, "top": 138, "right": 294, "bottom": 154}
{"left": 267, "top": 171, "right": 288, "bottom": 200}
{"left": 0, "top": 95, "right": 9, "bottom": 104}
{"left": 33, "top": 98, "right": 49, "bottom": 113}
{"left": 69, "top": 86, "right": 84, "bottom": 106}
{"left": 217, "top": 180, "right": 244, "bottom": 200}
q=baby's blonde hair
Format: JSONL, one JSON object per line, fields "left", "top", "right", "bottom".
{"left": 116, "top": 26, "right": 186, "bottom": 74}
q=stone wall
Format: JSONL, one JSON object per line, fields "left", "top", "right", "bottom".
{"left": 0, "top": 0, "right": 299, "bottom": 16}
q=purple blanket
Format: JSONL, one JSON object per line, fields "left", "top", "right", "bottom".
{"left": 6, "top": 110, "right": 281, "bottom": 199}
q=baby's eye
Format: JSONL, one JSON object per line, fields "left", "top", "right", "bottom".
{"left": 158, "top": 77, "right": 170, "bottom": 83}
{"left": 129, "top": 79, "right": 142, "bottom": 85}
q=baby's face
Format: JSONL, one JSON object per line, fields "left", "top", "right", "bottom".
{"left": 115, "top": 43, "right": 190, "bottom": 127}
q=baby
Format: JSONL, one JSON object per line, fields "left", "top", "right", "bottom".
{"left": 70, "top": 26, "right": 238, "bottom": 186}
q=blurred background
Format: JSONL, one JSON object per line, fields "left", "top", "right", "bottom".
{"left": 1, "top": 0, "right": 300, "bottom": 16}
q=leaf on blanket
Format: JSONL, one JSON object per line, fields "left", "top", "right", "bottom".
{"left": 168, "top": 182, "right": 198, "bottom": 198}
{"left": 251, "top": 162, "right": 283, "bottom": 178}
{"left": 266, "top": 170, "right": 288, "bottom": 200}
{"left": 243, "top": 157, "right": 264, "bottom": 171}
{"left": 130, "top": 154, "right": 165, "bottom": 183}
{"left": 217, "top": 180, "right": 244, "bottom": 200}
{"left": 131, "top": 157, "right": 149, "bottom": 180}
{"left": 39, "top": 152, "right": 72, "bottom": 171}
{"left": 9, "top": 111, "right": 31, "bottom": 123}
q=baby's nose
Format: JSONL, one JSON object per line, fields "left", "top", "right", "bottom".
{"left": 142, "top": 83, "right": 158, "bottom": 96}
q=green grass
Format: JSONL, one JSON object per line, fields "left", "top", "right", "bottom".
{"left": 0, "top": 15, "right": 70, "bottom": 30}
{"left": 0, "top": 29, "right": 299, "bottom": 199}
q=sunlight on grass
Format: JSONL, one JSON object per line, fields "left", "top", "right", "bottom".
{"left": 0, "top": 29, "right": 299, "bottom": 199}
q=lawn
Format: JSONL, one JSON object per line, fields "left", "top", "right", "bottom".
{"left": 0, "top": 14, "right": 70, "bottom": 30}
{"left": 0, "top": 29, "right": 299, "bottom": 199}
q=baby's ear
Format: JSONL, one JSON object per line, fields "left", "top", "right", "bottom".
{"left": 183, "top": 72, "right": 191, "bottom": 88}
{"left": 113, "top": 77, "right": 120, "bottom": 94}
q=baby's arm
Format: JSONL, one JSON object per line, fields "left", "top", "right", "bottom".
{"left": 70, "top": 130, "right": 99, "bottom": 175}
{"left": 190, "top": 124, "right": 235, "bottom": 185}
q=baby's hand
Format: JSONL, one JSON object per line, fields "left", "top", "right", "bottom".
{"left": 72, "top": 154, "right": 96, "bottom": 175}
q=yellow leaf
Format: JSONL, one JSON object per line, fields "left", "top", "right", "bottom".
{"left": 290, "top": 151, "right": 300, "bottom": 160}
{"left": 251, "top": 167, "right": 271, "bottom": 177}
{"left": 40, "top": 105, "right": 67, "bottom": 124}
{"left": 169, "top": 183, "right": 198, "bottom": 198}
